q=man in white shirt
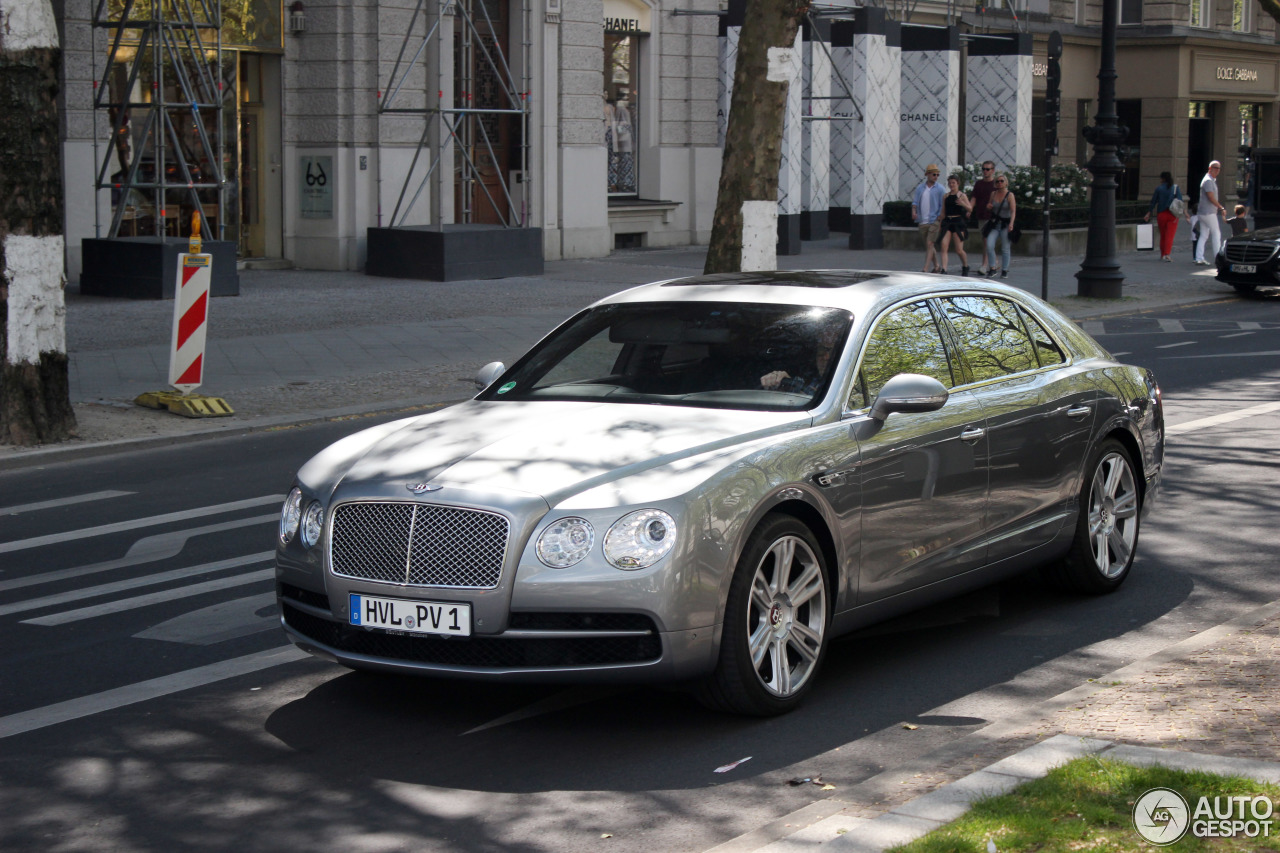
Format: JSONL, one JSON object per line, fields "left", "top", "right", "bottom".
{"left": 1194, "top": 160, "right": 1226, "bottom": 264}
{"left": 911, "top": 164, "right": 946, "bottom": 272}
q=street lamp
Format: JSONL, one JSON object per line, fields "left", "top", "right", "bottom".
{"left": 1075, "top": 0, "right": 1127, "bottom": 298}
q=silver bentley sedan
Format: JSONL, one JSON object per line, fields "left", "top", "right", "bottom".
{"left": 276, "top": 271, "right": 1164, "bottom": 715}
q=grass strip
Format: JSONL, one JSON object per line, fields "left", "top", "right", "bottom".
{"left": 890, "top": 756, "right": 1280, "bottom": 852}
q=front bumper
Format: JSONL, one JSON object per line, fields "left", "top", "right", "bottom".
{"left": 277, "top": 582, "right": 716, "bottom": 683}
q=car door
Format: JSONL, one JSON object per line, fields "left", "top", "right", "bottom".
{"left": 843, "top": 300, "right": 990, "bottom": 603}
{"left": 935, "top": 295, "right": 1097, "bottom": 563}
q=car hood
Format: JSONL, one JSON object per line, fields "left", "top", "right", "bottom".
{"left": 307, "top": 400, "right": 811, "bottom": 505}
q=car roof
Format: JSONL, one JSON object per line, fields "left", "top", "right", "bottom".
{"left": 596, "top": 270, "right": 1044, "bottom": 315}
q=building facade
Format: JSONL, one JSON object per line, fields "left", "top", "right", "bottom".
{"left": 51, "top": 0, "right": 1280, "bottom": 282}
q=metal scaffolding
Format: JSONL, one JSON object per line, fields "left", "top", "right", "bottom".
{"left": 92, "top": 0, "right": 225, "bottom": 241}
{"left": 379, "top": 0, "right": 532, "bottom": 228}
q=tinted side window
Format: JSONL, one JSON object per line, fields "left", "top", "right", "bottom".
{"left": 1018, "top": 306, "right": 1067, "bottom": 366}
{"left": 938, "top": 296, "right": 1038, "bottom": 382}
{"left": 852, "top": 301, "right": 955, "bottom": 408}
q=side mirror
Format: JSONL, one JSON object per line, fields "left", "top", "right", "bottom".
{"left": 475, "top": 361, "right": 506, "bottom": 391}
{"left": 868, "top": 373, "right": 949, "bottom": 422}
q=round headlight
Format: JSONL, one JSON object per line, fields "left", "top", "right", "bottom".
{"left": 536, "top": 517, "right": 595, "bottom": 568}
{"left": 280, "top": 488, "right": 302, "bottom": 543}
{"left": 604, "top": 509, "right": 677, "bottom": 570}
{"left": 301, "top": 501, "right": 325, "bottom": 548}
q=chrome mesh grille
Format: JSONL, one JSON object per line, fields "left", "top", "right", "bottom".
{"left": 331, "top": 502, "right": 509, "bottom": 588}
{"left": 1223, "top": 242, "right": 1277, "bottom": 264}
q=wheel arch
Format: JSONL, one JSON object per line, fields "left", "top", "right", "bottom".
{"left": 768, "top": 499, "right": 840, "bottom": 608}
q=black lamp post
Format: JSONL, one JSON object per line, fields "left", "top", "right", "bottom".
{"left": 1075, "top": 0, "right": 1127, "bottom": 298}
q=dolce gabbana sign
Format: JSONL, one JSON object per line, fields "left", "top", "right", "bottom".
{"left": 1192, "top": 52, "right": 1278, "bottom": 96}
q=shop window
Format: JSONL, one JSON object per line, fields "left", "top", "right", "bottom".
{"left": 605, "top": 32, "right": 640, "bottom": 196}
{"left": 1190, "top": 0, "right": 1209, "bottom": 28}
{"left": 1116, "top": 100, "right": 1141, "bottom": 201}
{"left": 1117, "top": 0, "right": 1141, "bottom": 25}
{"left": 1233, "top": 0, "right": 1251, "bottom": 31}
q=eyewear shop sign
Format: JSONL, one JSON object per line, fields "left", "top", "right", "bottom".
{"left": 300, "top": 156, "right": 333, "bottom": 220}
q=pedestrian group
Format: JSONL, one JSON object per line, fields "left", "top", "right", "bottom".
{"left": 912, "top": 160, "right": 1015, "bottom": 278}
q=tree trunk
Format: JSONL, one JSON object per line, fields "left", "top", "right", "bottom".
{"left": 704, "top": 0, "right": 807, "bottom": 274}
{"left": 0, "top": 0, "right": 77, "bottom": 445}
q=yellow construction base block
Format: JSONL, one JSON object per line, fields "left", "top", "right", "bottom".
{"left": 135, "top": 391, "right": 235, "bottom": 418}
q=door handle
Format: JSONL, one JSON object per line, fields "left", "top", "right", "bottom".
{"left": 1066, "top": 405, "right": 1093, "bottom": 419}
{"left": 960, "top": 426, "right": 986, "bottom": 442}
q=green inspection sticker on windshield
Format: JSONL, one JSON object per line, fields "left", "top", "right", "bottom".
{"left": 497, "top": 381, "right": 517, "bottom": 394}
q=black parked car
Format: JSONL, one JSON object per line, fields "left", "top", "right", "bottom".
{"left": 1216, "top": 225, "right": 1280, "bottom": 292}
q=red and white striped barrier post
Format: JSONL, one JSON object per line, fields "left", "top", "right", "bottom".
{"left": 170, "top": 212, "right": 211, "bottom": 392}
{"left": 135, "top": 212, "right": 233, "bottom": 417}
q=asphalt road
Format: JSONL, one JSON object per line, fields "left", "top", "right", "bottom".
{"left": 2, "top": 297, "right": 1279, "bottom": 852}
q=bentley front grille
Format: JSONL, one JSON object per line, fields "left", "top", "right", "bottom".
{"left": 1223, "top": 242, "right": 1278, "bottom": 264}
{"left": 330, "top": 502, "right": 509, "bottom": 588}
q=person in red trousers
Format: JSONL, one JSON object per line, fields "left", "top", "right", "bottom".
{"left": 1143, "top": 171, "right": 1184, "bottom": 262}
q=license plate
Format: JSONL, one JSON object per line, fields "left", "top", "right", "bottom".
{"left": 1231, "top": 263, "right": 1257, "bottom": 274}
{"left": 349, "top": 593, "right": 471, "bottom": 636}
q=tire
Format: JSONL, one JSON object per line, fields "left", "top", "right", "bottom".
{"left": 1051, "top": 438, "right": 1141, "bottom": 594}
{"left": 697, "top": 514, "right": 831, "bottom": 716}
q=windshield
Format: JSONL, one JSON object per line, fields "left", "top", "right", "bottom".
{"left": 479, "top": 302, "right": 854, "bottom": 411}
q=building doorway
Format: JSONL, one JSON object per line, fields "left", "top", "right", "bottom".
{"left": 1187, "top": 101, "right": 1214, "bottom": 207}
{"left": 454, "top": 0, "right": 514, "bottom": 224}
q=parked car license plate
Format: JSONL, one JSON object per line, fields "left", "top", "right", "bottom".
{"left": 349, "top": 593, "right": 471, "bottom": 636}
{"left": 1231, "top": 263, "right": 1257, "bottom": 274}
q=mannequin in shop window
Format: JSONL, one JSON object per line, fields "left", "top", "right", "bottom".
{"left": 605, "top": 87, "right": 636, "bottom": 194}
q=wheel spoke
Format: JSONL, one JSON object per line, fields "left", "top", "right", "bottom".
{"left": 789, "top": 562, "right": 824, "bottom": 608}
{"left": 748, "top": 622, "right": 771, "bottom": 669}
{"left": 1113, "top": 490, "right": 1139, "bottom": 519}
{"left": 1094, "top": 531, "right": 1111, "bottom": 574}
{"left": 770, "top": 539, "right": 796, "bottom": 594}
{"left": 771, "top": 638, "right": 790, "bottom": 694}
{"left": 1102, "top": 457, "right": 1123, "bottom": 498}
{"left": 790, "top": 622, "right": 823, "bottom": 657}
{"left": 751, "top": 574, "right": 772, "bottom": 613}
{"left": 1108, "top": 527, "right": 1132, "bottom": 567}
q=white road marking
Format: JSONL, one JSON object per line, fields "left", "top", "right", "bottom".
{"left": 1155, "top": 341, "right": 1196, "bottom": 349}
{"left": 21, "top": 568, "right": 275, "bottom": 625}
{"left": 1220, "top": 332, "right": 1255, "bottom": 338}
{"left": 0, "top": 490, "right": 134, "bottom": 516}
{"left": 1110, "top": 351, "right": 1131, "bottom": 357}
{"left": 1080, "top": 321, "right": 1105, "bottom": 336}
{"left": 0, "top": 516, "right": 277, "bottom": 593}
{"left": 1158, "top": 319, "right": 1185, "bottom": 333}
{"left": 1239, "top": 321, "right": 1263, "bottom": 330}
{"left": 134, "top": 592, "right": 278, "bottom": 646}
{"left": 463, "top": 687, "right": 629, "bottom": 736}
{"left": 0, "top": 646, "right": 309, "bottom": 741}
{"left": 1165, "top": 350, "right": 1280, "bottom": 359}
{"left": 1165, "top": 401, "right": 1280, "bottom": 435}
{"left": 0, "top": 495, "right": 282, "bottom": 555}
{"left": 0, "top": 552, "right": 273, "bottom": 617}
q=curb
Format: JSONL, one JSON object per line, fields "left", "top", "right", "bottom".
{"left": 0, "top": 395, "right": 469, "bottom": 473}
{"left": 756, "top": 734, "right": 1280, "bottom": 852}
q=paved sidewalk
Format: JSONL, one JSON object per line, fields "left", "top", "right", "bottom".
{"left": 1, "top": 235, "right": 1236, "bottom": 466}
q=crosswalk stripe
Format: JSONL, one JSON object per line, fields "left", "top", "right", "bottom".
{"left": 1157, "top": 319, "right": 1185, "bottom": 333}
{"left": 0, "top": 490, "right": 134, "bottom": 516}
{"left": 0, "top": 495, "right": 282, "bottom": 555}
{"left": 0, "top": 552, "right": 274, "bottom": 617}
{"left": 1166, "top": 400, "right": 1280, "bottom": 435}
{"left": 0, "top": 515, "right": 277, "bottom": 593}
{"left": 22, "top": 568, "right": 276, "bottom": 625}
{"left": 0, "top": 646, "right": 310, "bottom": 740}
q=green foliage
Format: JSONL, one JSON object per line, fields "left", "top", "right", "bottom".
{"left": 949, "top": 161, "right": 1092, "bottom": 207}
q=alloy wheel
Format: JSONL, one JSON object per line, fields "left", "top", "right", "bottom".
{"left": 746, "top": 535, "right": 828, "bottom": 697}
